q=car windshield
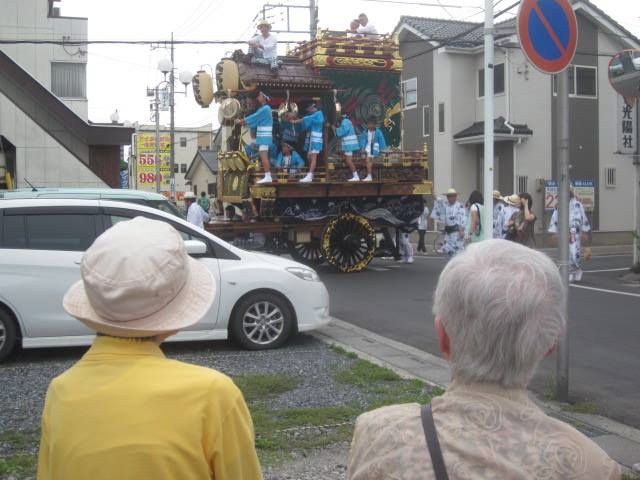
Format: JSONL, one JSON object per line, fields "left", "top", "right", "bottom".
{"left": 149, "top": 199, "right": 183, "bottom": 218}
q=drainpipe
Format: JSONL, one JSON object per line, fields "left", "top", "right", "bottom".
{"left": 503, "top": 46, "right": 518, "bottom": 194}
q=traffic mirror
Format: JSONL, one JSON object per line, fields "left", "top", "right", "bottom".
{"left": 608, "top": 50, "right": 640, "bottom": 104}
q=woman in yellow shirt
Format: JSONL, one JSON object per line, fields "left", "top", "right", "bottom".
{"left": 37, "top": 217, "right": 263, "bottom": 480}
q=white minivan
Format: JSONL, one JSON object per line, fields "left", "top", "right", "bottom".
{"left": 0, "top": 199, "right": 330, "bottom": 361}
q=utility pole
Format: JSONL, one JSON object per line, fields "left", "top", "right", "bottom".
{"left": 482, "top": 0, "right": 494, "bottom": 240}
{"left": 169, "top": 32, "right": 176, "bottom": 201}
{"left": 309, "top": 0, "right": 317, "bottom": 39}
{"left": 154, "top": 87, "right": 161, "bottom": 194}
{"left": 556, "top": 67, "right": 570, "bottom": 402}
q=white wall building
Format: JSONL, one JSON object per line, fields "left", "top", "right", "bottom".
{"left": 0, "top": 0, "right": 132, "bottom": 189}
{"left": 395, "top": 0, "right": 640, "bottom": 233}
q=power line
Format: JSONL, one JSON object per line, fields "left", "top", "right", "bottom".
{"left": 361, "top": 0, "right": 481, "bottom": 8}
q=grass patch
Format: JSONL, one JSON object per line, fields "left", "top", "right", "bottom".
{"left": 330, "top": 344, "right": 358, "bottom": 359}
{"left": 234, "top": 373, "right": 300, "bottom": 403}
{"left": 622, "top": 473, "right": 640, "bottom": 480}
{"left": 0, "top": 454, "right": 37, "bottom": 477}
{"left": 334, "top": 359, "right": 445, "bottom": 407}
{"left": 564, "top": 401, "right": 601, "bottom": 415}
{"left": 0, "top": 430, "right": 39, "bottom": 453}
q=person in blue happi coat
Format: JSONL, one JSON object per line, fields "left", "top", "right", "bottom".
{"left": 274, "top": 141, "right": 305, "bottom": 175}
{"left": 333, "top": 114, "right": 360, "bottom": 182}
{"left": 358, "top": 115, "right": 387, "bottom": 182}
{"left": 235, "top": 91, "right": 273, "bottom": 184}
{"left": 288, "top": 102, "right": 324, "bottom": 183}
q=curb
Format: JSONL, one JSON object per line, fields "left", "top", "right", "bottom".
{"left": 312, "top": 317, "right": 640, "bottom": 470}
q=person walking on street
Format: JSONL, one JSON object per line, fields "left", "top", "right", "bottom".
{"left": 430, "top": 188, "right": 466, "bottom": 257}
{"left": 416, "top": 202, "right": 430, "bottom": 254}
{"left": 347, "top": 240, "right": 619, "bottom": 480}
{"left": 197, "top": 191, "right": 210, "bottom": 213}
{"left": 549, "top": 190, "right": 592, "bottom": 282}
{"left": 464, "top": 190, "right": 484, "bottom": 244}
{"left": 333, "top": 114, "right": 361, "bottom": 181}
{"left": 185, "top": 191, "right": 210, "bottom": 229}
{"left": 37, "top": 217, "right": 263, "bottom": 480}
{"left": 235, "top": 91, "right": 273, "bottom": 184}
{"left": 492, "top": 190, "right": 506, "bottom": 238}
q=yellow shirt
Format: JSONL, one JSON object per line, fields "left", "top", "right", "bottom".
{"left": 37, "top": 336, "right": 263, "bottom": 480}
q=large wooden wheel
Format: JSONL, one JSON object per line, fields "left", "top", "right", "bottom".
{"left": 288, "top": 237, "right": 324, "bottom": 266}
{"left": 321, "top": 213, "right": 376, "bottom": 273}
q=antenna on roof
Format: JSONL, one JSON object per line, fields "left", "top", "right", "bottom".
{"left": 23, "top": 178, "right": 38, "bottom": 192}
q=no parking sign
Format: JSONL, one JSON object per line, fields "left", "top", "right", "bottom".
{"left": 517, "top": 0, "right": 578, "bottom": 74}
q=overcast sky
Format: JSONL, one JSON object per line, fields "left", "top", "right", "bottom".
{"left": 58, "top": 0, "right": 640, "bottom": 128}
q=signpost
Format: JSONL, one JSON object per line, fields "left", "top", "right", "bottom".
{"left": 518, "top": 0, "right": 577, "bottom": 402}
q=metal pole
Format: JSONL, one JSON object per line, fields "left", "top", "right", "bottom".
{"left": 634, "top": 100, "right": 640, "bottom": 267}
{"left": 556, "top": 67, "right": 570, "bottom": 402}
{"left": 169, "top": 32, "right": 176, "bottom": 201}
{"left": 482, "top": 0, "right": 494, "bottom": 240}
{"left": 155, "top": 86, "right": 161, "bottom": 194}
{"left": 309, "top": 0, "right": 317, "bottom": 39}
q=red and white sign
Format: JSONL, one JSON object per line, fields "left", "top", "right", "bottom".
{"left": 517, "top": 0, "right": 578, "bottom": 74}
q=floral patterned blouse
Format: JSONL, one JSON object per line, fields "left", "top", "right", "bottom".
{"left": 347, "top": 381, "right": 619, "bottom": 480}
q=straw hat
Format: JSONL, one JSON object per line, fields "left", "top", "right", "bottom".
{"left": 445, "top": 188, "right": 458, "bottom": 196}
{"left": 63, "top": 217, "right": 216, "bottom": 338}
{"left": 183, "top": 191, "right": 196, "bottom": 200}
{"left": 492, "top": 190, "right": 503, "bottom": 200}
{"left": 257, "top": 19, "right": 272, "bottom": 29}
{"left": 504, "top": 193, "right": 521, "bottom": 207}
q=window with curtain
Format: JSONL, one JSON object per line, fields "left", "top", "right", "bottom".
{"left": 51, "top": 62, "right": 87, "bottom": 98}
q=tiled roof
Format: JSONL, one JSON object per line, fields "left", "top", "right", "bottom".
{"left": 453, "top": 116, "right": 533, "bottom": 139}
{"left": 185, "top": 149, "right": 218, "bottom": 179}
{"left": 397, "top": 16, "right": 514, "bottom": 48}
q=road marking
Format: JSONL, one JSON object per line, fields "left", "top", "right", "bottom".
{"left": 584, "top": 267, "right": 631, "bottom": 273}
{"left": 570, "top": 284, "right": 640, "bottom": 298}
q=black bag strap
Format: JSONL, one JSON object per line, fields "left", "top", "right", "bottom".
{"left": 421, "top": 405, "right": 450, "bottom": 480}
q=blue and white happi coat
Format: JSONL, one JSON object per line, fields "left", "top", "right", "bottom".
{"left": 301, "top": 110, "right": 325, "bottom": 152}
{"left": 244, "top": 104, "right": 273, "bottom": 146}
{"left": 548, "top": 197, "right": 591, "bottom": 279}
{"left": 431, "top": 199, "right": 466, "bottom": 257}
{"left": 335, "top": 118, "right": 359, "bottom": 152}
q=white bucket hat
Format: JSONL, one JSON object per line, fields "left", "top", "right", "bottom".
{"left": 63, "top": 217, "right": 216, "bottom": 337}
{"left": 183, "top": 191, "right": 196, "bottom": 200}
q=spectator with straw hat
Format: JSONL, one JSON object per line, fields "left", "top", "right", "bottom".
{"left": 37, "top": 217, "right": 262, "bottom": 480}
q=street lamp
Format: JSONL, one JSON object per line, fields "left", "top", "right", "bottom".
{"left": 148, "top": 56, "right": 192, "bottom": 199}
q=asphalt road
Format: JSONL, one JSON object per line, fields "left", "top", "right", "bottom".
{"left": 317, "top": 253, "right": 640, "bottom": 428}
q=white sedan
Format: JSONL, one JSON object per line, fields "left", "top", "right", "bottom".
{"left": 0, "top": 199, "right": 330, "bottom": 361}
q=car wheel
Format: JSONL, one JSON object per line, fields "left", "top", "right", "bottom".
{"left": 230, "top": 292, "right": 294, "bottom": 350}
{"left": 0, "top": 309, "right": 19, "bottom": 362}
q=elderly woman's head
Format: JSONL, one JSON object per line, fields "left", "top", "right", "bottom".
{"left": 433, "top": 240, "right": 565, "bottom": 388}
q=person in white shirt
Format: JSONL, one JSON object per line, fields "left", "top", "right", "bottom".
{"left": 416, "top": 203, "right": 430, "bottom": 254}
{"left": 356, "top": 13, "right": 379, "bottom": 38}
{"left": 248, "top": 19, "right": 280, "bottom": 71}
{"left": 184, "top": 191, "right": 210, "bottom": 229}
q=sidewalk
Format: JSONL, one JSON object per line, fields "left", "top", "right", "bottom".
{"left": 313, "top": 318, "right": 640, "bottom": 472}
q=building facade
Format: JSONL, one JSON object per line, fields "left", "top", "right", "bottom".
{"left": 0, "top": 0, "right": 132, "bottom": 189}
{"left": 395, "top": 0, "right": 639, "bottom": 232}
{"left": 130, "top": 124, "right": 213, "bottom": 200}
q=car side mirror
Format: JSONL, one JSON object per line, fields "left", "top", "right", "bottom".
{"left": 184, "top": 239, "right": 207, "bottom": 255}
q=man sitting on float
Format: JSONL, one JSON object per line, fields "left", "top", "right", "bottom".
{"left": 287, "top": 102, "right": 324, "bottom": 183}
{"left": 274, "top": 141, "right": 305, "bottom": 175}
{"left": 235, "top": 91, "right": 273, "bottom": 184}
{"left": 247, "top": 19, "right": 281, "bottom": 71}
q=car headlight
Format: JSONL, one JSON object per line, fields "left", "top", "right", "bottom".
{"left": 286, "top": 266, "right": 320, "bottom": 282}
